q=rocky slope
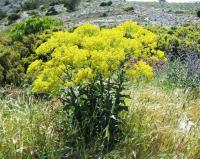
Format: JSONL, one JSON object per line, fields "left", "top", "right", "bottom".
{"left": 0, "top": 0, "right": 199, "bottom": 30}
{"left": 59, "top": 0, "right": 200, "bottom": 28}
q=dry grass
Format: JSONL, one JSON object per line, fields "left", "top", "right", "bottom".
{"left": 0, "top": 88, "right": 65, "bottom": 158}
{"left": 0, "top": 83, "right": 200, "bottom": 158}
{"left": 106, "top": 83, "right": 200, "bottom": 159}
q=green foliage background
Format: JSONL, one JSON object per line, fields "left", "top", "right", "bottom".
{"left": 0, "top": 16, "right": 63, "bottom": 86}
{"left": 149, "top": 24, "right": 200, "bottom": 58}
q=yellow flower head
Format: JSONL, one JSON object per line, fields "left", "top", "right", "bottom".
{"left": 28, "top": 21, "right": 166, "bottom": 94}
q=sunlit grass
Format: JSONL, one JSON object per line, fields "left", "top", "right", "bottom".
{"left": 0, "top": 88, "right": 65, "bottom": 158}
{"left": 0, "top": 79, "right": 200, "bottom": 158}
{"left": 106, "top": 82, "right": 200, "bottom": 158}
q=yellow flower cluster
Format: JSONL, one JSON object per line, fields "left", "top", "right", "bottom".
{"left": 28, "top": 21, "right": 166, "bottom": 94}
{"left": 127, "top": 61, "right": 153, "bottom": 80}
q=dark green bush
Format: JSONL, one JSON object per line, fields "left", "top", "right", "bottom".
{"left": 22, "top": 0, "right": 39, "bottom": 10}
{"left": 0, "top": 17, "right": 63, "bottom": 86}
{"left": 4, "top": 0, "right": 10, "bottom": 6}
{"left": 100, "top": 1, "right": 112, "bottom": 7}
{"left": 0, "top": 30, "right": 55, "bottom": 86}
{"left": 0, "top": 37, "right": 24, "bottom": 85}
{"left": 49, "top": 1, "right": 61, "bottom": 6}
{"left": 7, "top": 13, "right": 20, "bottom": 22}
{"left": 197, "top": 10, "right": 200, "bottom": 18}
{"left": 10, "top": 16, "right": 63, "bottom": 41}
{"left": 46, "top": 7, "right": 59, "bottom": 16}
{"left": 14, "top": 7, "right": 22, "bottom": 13}
{"left": 64, "top": 0, "right": 81, "bottom": 11}
{"left": 0, "top": 9, "right": 7, "bottom": 20}
{"left": 100, "top": 12, "right": 108, "bottom": 17}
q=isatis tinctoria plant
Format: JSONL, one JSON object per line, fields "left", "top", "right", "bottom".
{"left": 28, "top": 21, "right": 166, "bottom": 151}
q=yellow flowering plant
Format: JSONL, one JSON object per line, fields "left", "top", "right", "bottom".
{"left": 28, "top": 21, "right": 166, "bottom": 149}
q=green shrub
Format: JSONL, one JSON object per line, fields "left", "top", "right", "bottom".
{"left": 7, "top": 13, "right": 20, "bottom": 22}
{"left": 46, "top": 6, "right": 59, "bottom": 16}
{"left": 22, "top": 0, "right": 39, "bottom": 10}
{"left": 148, "top": 24, "right": 200, "bottom": 59}
{"left": 0, "top": 30, "right": 55, "bottom": 86}
{"left": 0, "top": 39, "right": 24, "bottom": 85}
{"left": 197, "top": 10, "right": 200, "bottom": 18}
{"left": 0, "top": 9, "right": 7, "bottom": 20}
{"left": 0, "top": 17, "right": 63, "bottom": 86}
{"left": 10, "top": 16, "right": 63, "bottom": 41}
{"left": 100, "top": 1, "right": 112, "bottom": 7}
{"left": 4, "top": 0, "right": 10, "bottom": 6}
{"left": 64, "top": 0, "right": 81, "bottom": 11}
{"left": 14, "top": 7, "right": 22, "bottom": 13}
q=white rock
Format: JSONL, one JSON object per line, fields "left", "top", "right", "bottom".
{"left": 179, "top": 113, "right": 195, "bottom": 133}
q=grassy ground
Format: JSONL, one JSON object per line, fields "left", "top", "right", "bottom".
{"left": 107, "top": 82, "right": 200, "bottom": 158}
{"left": 0, "top": 75, "right": 200, "bottom": 158}
{"left": 0, "top": 88, "right": 65, "bottom": 158}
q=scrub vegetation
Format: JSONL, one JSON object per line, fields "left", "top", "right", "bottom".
{"left": 0, "top": 1, "right": 200, "bottom": 158}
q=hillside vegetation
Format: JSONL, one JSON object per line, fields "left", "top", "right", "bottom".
{"left": 0, "top": 0, "right": 200, "bottom": 159}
